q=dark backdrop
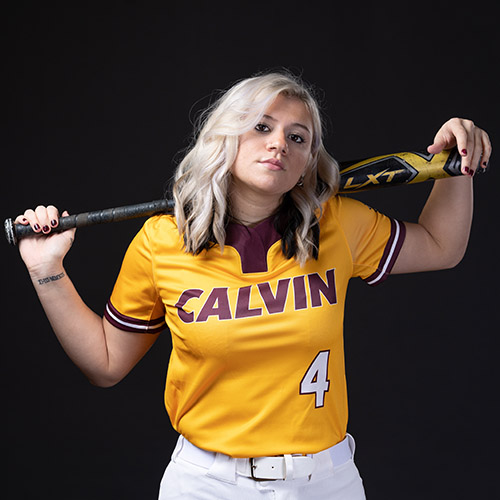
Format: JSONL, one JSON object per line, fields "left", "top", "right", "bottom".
{"left": 3, "top": 4, "right": 498, "bottom": 499}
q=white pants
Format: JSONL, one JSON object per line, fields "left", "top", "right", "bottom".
{"left": 158, "top": 435, "right": 366, "bottom": 499}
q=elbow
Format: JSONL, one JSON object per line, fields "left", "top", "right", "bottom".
{"left": 89, "top": 378, "right": 119, "bottom": 389}
{"left": 422, "top": 225, "right": 470, "bottom": 271}
{"left": 438, "top": 246, "right": 467, "bottom": 270}
{"left": 87, "top": 372, "right": 126, "bottom": 388}
{"left": 448, "top": 255, "right": 465, "bottom": 270}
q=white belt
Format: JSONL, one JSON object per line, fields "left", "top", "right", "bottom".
{"left": 173, "top": 435, "right": 354, "bottom": 481}
{"left": 242, "top": 455, "right": 315, "bottom": 480}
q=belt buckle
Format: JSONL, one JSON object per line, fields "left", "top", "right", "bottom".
{"left": 250, "top": 457, "right": 277, "bottom": 481}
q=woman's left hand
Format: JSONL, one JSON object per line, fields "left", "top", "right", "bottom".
{"left": 427, "top": 117, "right": 492, "bottom": 176}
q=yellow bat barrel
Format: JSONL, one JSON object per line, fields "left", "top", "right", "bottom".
{"left": 338, "top": 147, "right": 463, "bottom": 193}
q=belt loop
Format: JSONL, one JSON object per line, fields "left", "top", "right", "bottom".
{"left": 171, "top": 435, "right": 185, "bottom": 461}
{"left": 284, "top": 454, "right": 294, "bottom": 480}
{"left": 346, "top": 433, "right": 356, "bottom": 458}
{"left": 328, "top": 434, "right": 354, "bottom": 468}
{"left": 206, "top": 452, "right": 238, "bottom": 485}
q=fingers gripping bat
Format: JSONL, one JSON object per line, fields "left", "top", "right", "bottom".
{"left": 4, "top": 147, "right": 478, "bottom": 245}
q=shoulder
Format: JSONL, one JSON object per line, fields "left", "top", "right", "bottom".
{"left": 126, "top": 214, "right": 181, "bottom": 256}
{"left": 321, "top": 194, "right": 396, "bottom": 249}
{"left": 321, "top": 194, "right": 374, "bottom": 223}
{"left": 143, "top": 213, "right": 178, "bottom": 233}
{"left": 138, "top": 213, "right": 179, "bottom": 242}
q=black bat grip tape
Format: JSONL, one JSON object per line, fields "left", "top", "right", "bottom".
{"left": 4, "top": 199, "right": 173, "bottom": 246}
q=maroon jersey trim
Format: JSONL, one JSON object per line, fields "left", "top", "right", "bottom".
{"left": 104, "top": 300, "right": 166, "bottom": 334}
{"left": 225, "top": 217, "right": 281, "bottom": 274}
{"left": 364, "top": 219, "right": 406, "bottom": 286}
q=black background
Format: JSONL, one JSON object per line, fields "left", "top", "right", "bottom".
{"left": 3, "top": 3, "right": 498, "bottom": 499}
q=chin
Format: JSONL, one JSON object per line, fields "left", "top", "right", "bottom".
{"left": 254, "top": 182, "right": 293, "bottom": 198}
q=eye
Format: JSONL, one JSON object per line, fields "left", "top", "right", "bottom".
{"left": 255, "top": 123, "right": 270, "bottom": 133}
{"left": 289, "top": 133, "right": 305, "bottom": 144}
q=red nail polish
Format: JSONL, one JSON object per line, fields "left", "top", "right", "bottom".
{"left": 34, "top": 224, "right": 40, "bottom": 231}
{"left": 469, "top": 169, "right": 475, "bottom": 177}
{"left": 464, "top": 167, "right": 470, "bottom": 174}
{"left": 461, "top": 149, "right": 468, "bottom": 156}
{"left": 42, "top": 225, "right": 50, "bottom": 233}
{"left": 51, "top": 219, "right": 57, "bottom": 227}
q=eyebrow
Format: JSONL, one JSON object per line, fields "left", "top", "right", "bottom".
{"left": 262, "top": 114, "right": 311, "bottom": 135}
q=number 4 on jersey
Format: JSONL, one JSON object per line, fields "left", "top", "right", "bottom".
{"left": 300, "top": 350, "right": 330, "bottom": 408}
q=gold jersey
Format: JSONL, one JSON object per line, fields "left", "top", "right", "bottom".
{"left": 105, "top": 195, "right": 406, "bottom": 457}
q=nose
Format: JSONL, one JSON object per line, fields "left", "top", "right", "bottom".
{"left": 266, "top": 130, "right": 288, "bottom": 154}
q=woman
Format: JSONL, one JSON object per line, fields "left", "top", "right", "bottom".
{"left": 15, "top": 71, "right": 491, "bottom": 499}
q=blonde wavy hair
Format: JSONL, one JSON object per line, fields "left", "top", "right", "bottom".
{"left": 172, "top": 70, "right": 340, "bottom": 265}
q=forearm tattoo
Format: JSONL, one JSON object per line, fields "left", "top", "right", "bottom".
{"left": 37, "top": 272, "right": 65, "bottom": 285}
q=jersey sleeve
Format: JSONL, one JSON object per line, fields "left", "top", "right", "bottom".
{"left": 104, "top": 220, "right": 166, "bottom": 333}
{"left": 335, "top": 195, "right": 406, "bottom": 286}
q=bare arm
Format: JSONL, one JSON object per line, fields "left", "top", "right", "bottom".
{"left": 392, "top": 118, "right": 491, "bottom": 274}
{"left": 16, "top": 206, "right": 159, "bottom": 387}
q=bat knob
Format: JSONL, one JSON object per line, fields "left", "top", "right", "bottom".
{"left": 4, "top": 218, "right": 17, "bottom": 246}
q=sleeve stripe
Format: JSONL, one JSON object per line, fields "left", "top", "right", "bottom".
{"left": 365, "top": 219, "right": 406, "bottom": 286}
{"left": 104, "top": 300, "right": 166, "bottom": 334}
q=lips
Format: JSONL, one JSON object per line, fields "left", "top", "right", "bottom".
{"left": 260, "top": 158, "right": 284, "bottom": 170}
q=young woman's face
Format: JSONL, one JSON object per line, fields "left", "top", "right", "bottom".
{"left": 230, "top": 94, "right": 313, "bottom": 204}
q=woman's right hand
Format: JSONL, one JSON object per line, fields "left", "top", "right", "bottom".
{"left": 14, "top": 205, "right": 76, "bottom": 275}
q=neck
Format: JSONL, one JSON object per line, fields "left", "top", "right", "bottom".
{"left": 228, "top": 191, "right": 280, "bottom": 227}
